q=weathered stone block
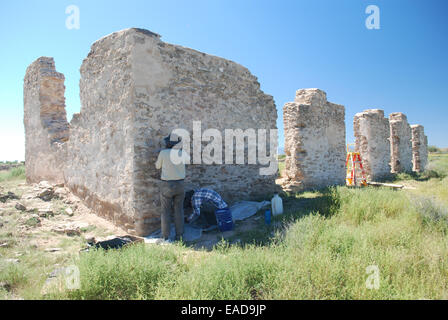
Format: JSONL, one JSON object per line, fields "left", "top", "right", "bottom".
{"left": 354, "top": 109, "right": 391, "bottom": 181}
{"left": 411, "top": 124, "right": 428, "bottom": 172}
{"left": 23, "top": 57, "right": 69, "bottom": 184}
{"left": 389, "top": 112, "right": 413, "bottom": 173}
{"left": 283, "top": 89, "right": 346, "bottom": 191}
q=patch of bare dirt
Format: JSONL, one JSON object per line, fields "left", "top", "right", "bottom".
{"left": 0, "top": 180, "right": 127, "bottom": 252}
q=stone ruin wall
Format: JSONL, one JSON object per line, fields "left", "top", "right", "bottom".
{"left": 411, "top": 125, "right": 428, "bottom": 172}
{"left": 283, "top": 89, "right": 346, "bottom": 191}
{"left": 23, "top": 57, "right": 69, "bottom": 184}
{"left": 64, "top": 31, "right": 138, "bottom": 233}
{"left": 24, "top": 28, "right": 278, "bottom": 236}
{"left": 124, "top": 29, "right": 278, "bottom": 234}
{"left": 353, "top": 109, "right": 391, "bottom": 181}
{"left": 23, "top": 29, "right": 431, "bottom": 236}
{"left": 389, "top": 112, "right": 413, "bottom": 173}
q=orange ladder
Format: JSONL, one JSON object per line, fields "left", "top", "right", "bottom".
{"left": 346, "top": 145, "right": 367, "bottom": 187}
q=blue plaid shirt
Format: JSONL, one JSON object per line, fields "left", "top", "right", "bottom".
{"left": 191, "top": 188, "right": 228, "bottom": 218}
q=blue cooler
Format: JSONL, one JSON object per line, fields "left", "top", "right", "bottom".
{"left": 215, "top": 207, "right": 233, "bottom": 232}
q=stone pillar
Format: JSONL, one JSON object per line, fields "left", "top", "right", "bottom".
{"left": 389, "top": 112, "right": 413, "bottom": 173}
{"left": 283, "top": 89, "right": 346, "bottom": 191}
{"left": 353, "top": 109, "right": 391, "bottom": 181}
{"left": 411, "top": 125, "right": 428, "bottom": 172}
{"left": 23, "top": 57, "right": 69, "bottom": 184}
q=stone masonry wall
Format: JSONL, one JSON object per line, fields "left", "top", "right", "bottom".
{"left": 389, "top": 112, "right": 413, "bottom": 173}
{"left": 354, "top": 109, "right": 391, "bottom": 181}
{"left": 128, "top": 29, "right": 278, "bottom": 234}
{"left": 23, "top": 57, "right": 69, "bottom": 184}
{"left": 63, "top": 31, "right": 137, "bottom": 233}
{"left": 63, "top": 28, "right": 278, "bottom": 235}
{"left": 283, "top": 89, "right": 346, "bottom": 191}
{"left": 411, "top": 124, "right": 428, "bottom": 172}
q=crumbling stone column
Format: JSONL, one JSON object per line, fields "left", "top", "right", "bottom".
{"left": 411, "top": 125, "right": 428, "bottom": 172}
{"left": 23, "top": 57, "right": 69, "bottom": 184}
{"left": 354, "top": 109, "right": 391, "bottom": 181}
{"left": 283, "top": 89, "right": 346, "bottom": 191}
{"left": 389, "top": 112, "right": 413, "bottom": 173}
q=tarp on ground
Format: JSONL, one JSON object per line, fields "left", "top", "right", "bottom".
{"left": 230, "top": 200, "right": 271, "bottom": 221}
{"left": 144, "top": 200, "right": 270, "bottom": 243}
{"left": 144, "top": 223, "right": 202, "bottom": 243}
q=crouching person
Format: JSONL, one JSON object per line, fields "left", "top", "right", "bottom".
{"left": 155, "top": 134, "right": 188, "bottom": 241}
{"left": 185, "top": 188, "right": 232, "bottom": 231}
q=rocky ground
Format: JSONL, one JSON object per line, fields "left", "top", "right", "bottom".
{"left": 0, "top": 180, "right": 127, "bottom": 247}
{"left": 0, "top": 178, "right": 129, "bottom": 299}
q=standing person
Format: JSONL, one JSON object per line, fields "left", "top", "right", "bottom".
{"left": 155, "top": 133, "right": 188, "bottom": 241}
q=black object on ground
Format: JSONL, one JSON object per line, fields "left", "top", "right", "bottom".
{"left": 0, "top": 192, "right": 19, "bottom": 203}
{"left": 83, "top": 235, "right": 143, "bottom": 251}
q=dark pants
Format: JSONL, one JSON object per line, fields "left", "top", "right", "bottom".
{"left": 198, "top": 201, "right": 218, "bottom": 226}
{"left": 160, "top": 180, "right": 185, "bottom": 240}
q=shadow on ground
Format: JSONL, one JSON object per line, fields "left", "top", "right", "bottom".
{"left": 186, "top": 187, "right": 340, "bottom": 250}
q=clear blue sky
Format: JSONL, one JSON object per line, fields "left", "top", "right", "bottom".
{"left": 1, "top": 0, "right": 447, "bottom": 161}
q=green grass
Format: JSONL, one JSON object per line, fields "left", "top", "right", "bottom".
{"left": 2, "top": 154, "right": 448, "bottom": 299}
{"left": 278, "top": 161, "right": 285, "bottom": 176}
{"left": 0, "top": 165, "right": 25, "bottom": 182}
{"left": 278, "top": 155, "right": 285, "bottom": 177}
{"left": 45, "top": 152, "right": 448, "bottom": 300}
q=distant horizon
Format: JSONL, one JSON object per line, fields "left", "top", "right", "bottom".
{"left": 4, "top": 146, "right": 448, "bottom": 163}
{"left": 1, "top": 1, "right": 447, "bottom": 161}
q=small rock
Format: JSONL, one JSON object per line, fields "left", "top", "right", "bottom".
{"left": 15, "top": 202, "right": 27, "bottom": 211}
{"left": 38, "top": 208, "right": 54, "bottom": 218}
{"left": 65, "top": 207, "right": 74, "bottom": 216}
{"left": 63, "top": 195, "right": 80, "bottom": 205}
{"left": 0, "top": 281, "right": 11, "bottom": 292}
{"left": 0, "top": 192, "right": 19, "bottom": 203}
{"left": 38, "top": 181, "right": 52, "bottom": 189}
{"left": 38, "top": 188, "right": 54, "bottom": 201}
{"left": 54, "top": 187, "right": 68, "bottom": 199}
{"left": 6, "top": 258, "right": 20, "bottom": 264}
{"left": 51, "top": 226, "right": 81, "bottom": 236}
{"left": 21, "top": 193, "right": 34, "bottom": 200}
{"left": 44, "top": 248, "right": 62, "bottom": 252}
